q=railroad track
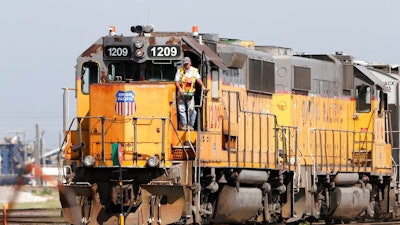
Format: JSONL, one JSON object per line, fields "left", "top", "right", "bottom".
{"left": 0, "top": 208, "right": 67, "bottom": 225}
{"left": 298, "top": 221, "right": 400, "bottom": 225}
{"left": 2, "top": 208, "right": 400, "bottom": 225}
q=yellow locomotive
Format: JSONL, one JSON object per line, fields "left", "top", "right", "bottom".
{"left": 58, "top": 25, "right": 396, "bottom": 225}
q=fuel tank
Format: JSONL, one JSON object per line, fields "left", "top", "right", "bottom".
{"left": 214, "top": 186, "right": 262, "bottom": 223}
{"left": 333, "top": 173, "right": 359, "bottom": 185}
{"left": 238, "top": 169, "right": 269, "bottom": 184}
{"left": 330, "top": 186, "right": 370, "bottom": 219}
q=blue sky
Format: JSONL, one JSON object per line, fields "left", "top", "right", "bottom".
{"left": 1, "top": 0, "right": 400, "bottom": 150}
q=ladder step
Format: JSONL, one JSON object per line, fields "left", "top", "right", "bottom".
{"left": 172, "top": 146, "right": 193, "bottom": 149}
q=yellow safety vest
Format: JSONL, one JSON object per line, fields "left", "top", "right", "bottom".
{"left": 180, "top": 68, "right": 197, "bottom": 95}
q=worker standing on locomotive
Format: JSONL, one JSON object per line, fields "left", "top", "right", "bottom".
{"left": 175, "top": 57, "right": 206, "bottom": 130}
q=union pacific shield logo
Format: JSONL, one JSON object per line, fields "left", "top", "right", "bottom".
{"left": 116, "top": 90, "right": 136, "bottom": 116}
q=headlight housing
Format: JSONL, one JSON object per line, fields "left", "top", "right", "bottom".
{"left": 134, "top": 40, "right": 144, "bottom": 48}
{"left": 83, "top": 156, "right": 95, "bottom": 167}
{"left": 144, "top": 24, "right": 154, "bottom": 33}
{"left": 147, "top": 156, "right": 159, "bottom": 168}
{"left": 135, "top": 49, "right": 144, "bottom": 57}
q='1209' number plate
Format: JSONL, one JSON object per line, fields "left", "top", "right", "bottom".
{"left": 148, "top": 46, "right": 180, "bottom": 58}
{"left": 104, "top": 46, "right": 131, "bottom": 58}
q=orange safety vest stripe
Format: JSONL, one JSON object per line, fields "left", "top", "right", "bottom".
{"left": 180, "top": 68, "right": 196, "bottom": 93}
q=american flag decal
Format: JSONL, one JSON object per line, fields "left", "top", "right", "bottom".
{"left": 116, "top": 90, "right": 136, "bottom": 116}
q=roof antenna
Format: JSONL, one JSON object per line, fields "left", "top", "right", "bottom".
{"left": 147, "top": 0, "right": 152, "bottom": 25}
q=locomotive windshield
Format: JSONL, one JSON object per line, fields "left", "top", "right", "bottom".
{"left": 107, "top": 61, "right": 177, "bottom": 82}
{"left": 80, "top": 60, "right": 178, "bottom": 94}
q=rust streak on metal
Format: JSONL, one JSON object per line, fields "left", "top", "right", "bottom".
{"left": 81, "top": 44, "right": 102, "bottom": 57}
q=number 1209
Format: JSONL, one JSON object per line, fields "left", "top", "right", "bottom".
{"left": 105, "top": 46, "right": 131, "bottom": 57}
{"left": 149, "top": 46, "right": 180, "bottom": 58}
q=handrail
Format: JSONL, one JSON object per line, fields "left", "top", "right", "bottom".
{"left": 59, "top": 115, "right": 189, "bottom": 168}
{"left": 308, "top": 128, "right": 374, "bottom": 173}
{"left": 131, "top": 116, "right": 190, "bottom": 164}
{"left": 222, "top": 90, "right": 293, "bottom": 168}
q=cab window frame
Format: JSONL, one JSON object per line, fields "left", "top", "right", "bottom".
{"left": 356, "top": 85, "right": 371, "bottom": 113}
{"left": 81, "top": 62, "right": 100, "bottom": 94}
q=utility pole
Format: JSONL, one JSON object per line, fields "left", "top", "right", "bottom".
{"left": 41, "top": 129, "right": 45, "bottom": 167}
{"left": 34, "top": 124, "right": 40, "bottom": 186}
{"left": 40, "top": 129, "right": 46, "bottom": 186}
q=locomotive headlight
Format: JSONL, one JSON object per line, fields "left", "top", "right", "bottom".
{"left": 144, "top": 24, "right": 154, "bottom": 33}
{"left": 83, "top": 156, "right": 95, "bottom": 167}
{"left": 147, "top": 156, "right": 159, "bottom": 168}
{"left": 134, "top": 40, "right": 144, "bottom": 48}
{"left": 135, "top": 49, "right": 144, "bottom": 57}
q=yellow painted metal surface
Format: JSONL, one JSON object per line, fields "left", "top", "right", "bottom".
{"left": 74, "top": 82, "right": 179, "bottom": 165}
{"left": 67, "top": 70, "right": 393, "bottom": 175}
{"left": 271, "top": 93, "right": 391, "bottom": 174}
{"left": 373, "top": 143, "right": 392, "bottom": 171}
{"left": 76, "top": 80, "right": 90, "bottom": 130}
{"left": 216, "top": 85, "right": 277, "bottom": 169}
{"left": 199, "top": 132, "right": 222, "bottom": 163}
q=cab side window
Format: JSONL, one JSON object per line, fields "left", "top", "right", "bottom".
{"left": 377, "top": 89, "right": 387, "bottom": 115}
{"left": 356, "top": 85, "right": 371, "bottom": 113}
{"left": 81, "top": 62, "right": 99, "bottom": 94}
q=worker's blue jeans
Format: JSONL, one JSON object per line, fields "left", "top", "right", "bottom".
{"left": 178, "top": 94, "right": 196, "bottom": 127}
